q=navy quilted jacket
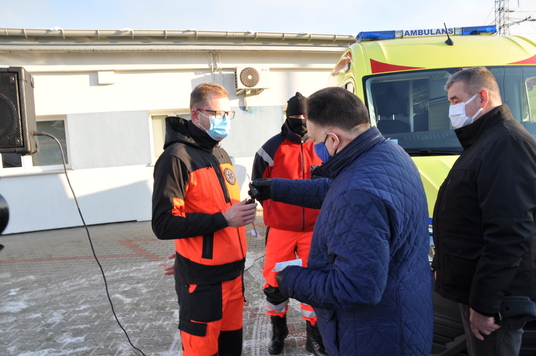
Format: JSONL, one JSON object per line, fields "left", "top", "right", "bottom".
{"left": 274, "top": 127, "right": 433, "bottom": 355}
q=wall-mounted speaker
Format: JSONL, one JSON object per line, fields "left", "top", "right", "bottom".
{"left": 0, "top": 67, "right": 37, "bottom": 155}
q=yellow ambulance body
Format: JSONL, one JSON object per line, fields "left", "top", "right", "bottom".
{"left": 330, "top": 26, "right": 536, "bottom": 219}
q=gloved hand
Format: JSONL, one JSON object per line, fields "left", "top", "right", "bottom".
{"left": 249, "top": 178, "right": 272, "bottom": 201}
{"left": 276, "top": 267, "right": 290, "bottom": 299}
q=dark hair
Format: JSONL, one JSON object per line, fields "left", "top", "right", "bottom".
{"left": 445, "top": 67, "right": 501, "bottom": 100}
{"left": 190, "top": 82, "right": 229, "bottom": 109}
{"left": 306, "top": 87, "right": 369, "bottom": 130}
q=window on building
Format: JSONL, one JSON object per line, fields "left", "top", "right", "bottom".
{"left": 1, "top": 119, "right": 68, "bottom": 172}
{"left": 151, "top": 112, "right": 190, "bottom": 158}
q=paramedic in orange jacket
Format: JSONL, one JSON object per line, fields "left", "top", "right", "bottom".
{"left": 152, "top": 83, "right": 257, "bottom": 356}
{"left": 251, "top": 92, "right": 326, "bottom": 355}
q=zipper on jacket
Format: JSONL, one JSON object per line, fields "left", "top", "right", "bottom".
{"left": 210, "top": 155, "right": 246, "bottom": 261}
{"left": 300, "top": 143, "right": 306, "bottom": 231}
{"left": 209, "top": 152, "right": 246, "bottom": 260}
{"left": 210, "top": 155, "right": 231, "bottom": 204}
{"left": 440, "top": 177, "right": 451, "bottom": 214}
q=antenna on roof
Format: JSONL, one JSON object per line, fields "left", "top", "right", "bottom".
{"left": 444, "top": 23, "right": 454, "bottom": 46}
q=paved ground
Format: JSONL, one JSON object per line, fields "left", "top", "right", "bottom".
{"left": 0, "top": 212, "right": 313, "bottom": 356}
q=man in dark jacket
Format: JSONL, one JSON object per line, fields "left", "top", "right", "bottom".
{"left": 432, "top": 67, "right": 536, "bottom": 356}
{"left": 250, "top": 87, "right": 433, "bottom": 355}
{"left": 252, "top": 92, "right": 325, "bottom": 355}
{"left": 152, "top": 82, "right": 257, "bottom": 356}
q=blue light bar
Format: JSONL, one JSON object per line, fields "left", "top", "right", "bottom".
{"left": 356, "top": 25, "right": 497, "bottom": 42}
{"left": 356, "top": 30, "right": 396, "bottom": 42}
{"left": 459, "top": 25, "right": 497, "bottom": 36}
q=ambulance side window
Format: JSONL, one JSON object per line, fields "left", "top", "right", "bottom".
{"left": 428, "top": 77, "right": 451, "bottom": 131}
{"left": 364, "top": 66, "right": 536, "bottom": 152}
{"left": 365, "top": 69, "right": 460, "bottom": 152}
{"left": 488, "top": 67, "right": 536, "bottom": 136}
{"left": 371, "top": 81, "right": 410, "bottom": 135}
{"left": 412, "top": 79, "right": 430, "bottom": 132}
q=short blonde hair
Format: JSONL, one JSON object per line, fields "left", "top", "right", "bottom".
{"left": 190, "top": 83, "right": 229, "bottom": 109}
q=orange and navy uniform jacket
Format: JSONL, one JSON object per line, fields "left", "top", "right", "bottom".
{"left": 152, "top": 116, "right": 247, "bottom": 285}
{"left": 252, "top": 122, "right": 322, "bottom": 232}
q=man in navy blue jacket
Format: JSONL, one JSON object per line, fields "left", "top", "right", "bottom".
{"left": 250, "top": 87, "right": 433, "bottom": 356}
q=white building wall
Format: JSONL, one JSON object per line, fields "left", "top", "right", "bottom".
{"left": 0, "top": 46, "right": 346, "bottom": 234}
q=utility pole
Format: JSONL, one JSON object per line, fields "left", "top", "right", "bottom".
{"left": 496, "top": 0, "right": 536, "bottom": 35}
{"left": 495, "top": 0, "right": 511, "bottom": 35}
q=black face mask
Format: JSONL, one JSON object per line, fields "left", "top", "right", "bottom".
{"left": 287, "top": 117, "right": 307, "bottom": 137}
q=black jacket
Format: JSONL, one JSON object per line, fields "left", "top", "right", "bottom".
{"left": 432, "top": 105, "right": 536, "bottom": 316}
{"left": 152, "top": 117, "right": 247, "bottom": 285}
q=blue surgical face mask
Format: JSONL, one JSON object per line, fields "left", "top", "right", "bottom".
{"left": 197, "top": 110, "right": 230, "bottom": 141}
{"left": 314, "top": 136, "right": 331, "bottom": 162}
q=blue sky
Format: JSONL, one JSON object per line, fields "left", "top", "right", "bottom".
{"left": 0, "top": 0, "right": 535, "bottom": 41}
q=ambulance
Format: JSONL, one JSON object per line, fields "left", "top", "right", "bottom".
{"left": 329, "top": 26, "right": 536, "bottom": 355}
{"left": 330, "top": 25, "right": 536, "bottom": 218}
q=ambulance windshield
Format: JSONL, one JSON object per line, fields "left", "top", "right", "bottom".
{"left": 364, "top": 66, "right": 536, "bottom": 155}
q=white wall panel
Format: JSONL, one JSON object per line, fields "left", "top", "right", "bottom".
{"left": 0, "top": 44, "right": 344, "bottom": 233}
{"left": 0, "top": 165, "right": 153, "bottom": 234}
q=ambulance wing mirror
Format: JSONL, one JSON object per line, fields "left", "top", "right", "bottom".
{"left": 526, "top": 77, "right": 536, "bottom": 122}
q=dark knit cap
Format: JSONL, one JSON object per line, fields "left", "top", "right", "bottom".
{"left": 286, "top": 92, "right": 307, "bottom": 117}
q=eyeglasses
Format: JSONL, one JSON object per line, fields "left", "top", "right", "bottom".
{"left": 197, "top": 109, "right": 235, "bottom": 120}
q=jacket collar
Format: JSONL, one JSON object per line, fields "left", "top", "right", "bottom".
{"left": 281, "top": 120, "right": 307, "bottom": 144}
{"left": 313, "top": 126, "right": 384, "bottom": 179}
{"left": 455, "top": 105, "right": 513, "bottom": 150}
{"left": 164, "top": 116, "right": 219, "bottom": 151}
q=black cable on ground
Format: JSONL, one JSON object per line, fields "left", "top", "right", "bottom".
{"left": 34, "top": 131, "right": 146, "bottom": 356}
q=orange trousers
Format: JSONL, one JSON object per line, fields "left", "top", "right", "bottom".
{"left": 176, "top": 275, "right": 244, "bottom": 356}
{"left": 263, "top": 227, "right": 317, "bottom": 324}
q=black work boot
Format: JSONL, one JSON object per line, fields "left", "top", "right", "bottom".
{"left": 306, "top": 320, "right": 328, "bottom": 356}
{"left": 268, "top": 315, "right": 289, "bottom": 355}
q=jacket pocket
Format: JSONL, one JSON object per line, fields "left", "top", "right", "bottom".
{"left": 441, "top": 235, "right": 482, "bottom": 259}
{"left": 179, "top": 318, "right": 207, "bottom": 336}
{"left": 440, "top": 235, "right": 482, "bottom": 291}
{"left": 202, "top": 233, "right": 214, "bottom": 259}
{"left": 176, "top": 282, "right": 223, "bottom": 323}
{"left": 316, "top": 308, "right": 338, "bottom": 354}
{"left": 315, "top": 307, "right": 334, "bottom": 322}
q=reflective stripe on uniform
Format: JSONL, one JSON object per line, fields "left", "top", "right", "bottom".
{"left": 266, "top": 300, "right": 289, "bottom": 314}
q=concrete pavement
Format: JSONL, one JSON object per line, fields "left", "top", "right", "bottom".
{"left": 0, "top": 213, "right": 312, "bottom": 356}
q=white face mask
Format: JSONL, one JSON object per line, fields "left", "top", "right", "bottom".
{"left": 448, "top": 93, "right": 483, "bottom": 128}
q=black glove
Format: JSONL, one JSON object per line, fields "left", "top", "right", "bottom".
{"left": 276, "top": 267, "right": 290, "bottom": 299}
{"left": 249, "top": 178, "right": 272, "bottom": 202}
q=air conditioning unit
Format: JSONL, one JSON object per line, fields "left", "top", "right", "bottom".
{"left": 234, "top": 66, "right": 269, "bottom": 95}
